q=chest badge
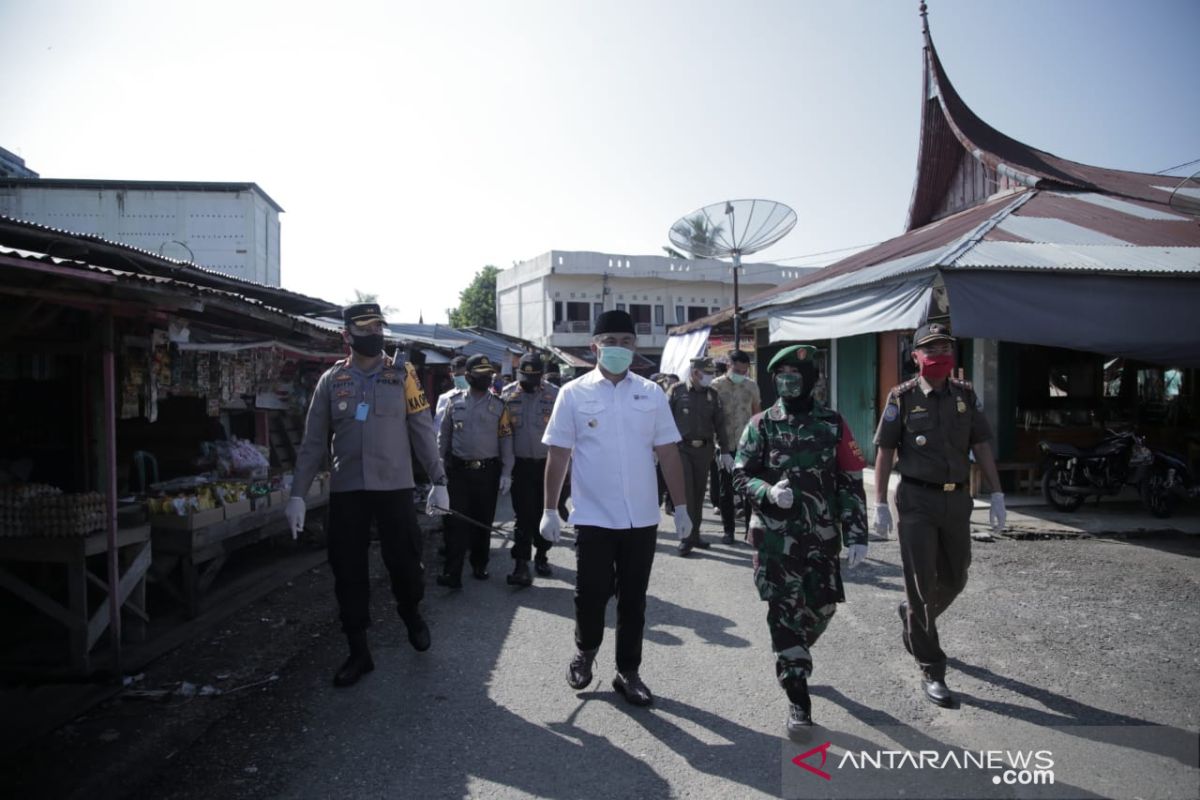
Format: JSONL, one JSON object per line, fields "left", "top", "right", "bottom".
{"left": 338, "top": 401, "right": 348, "bottom": 411}
{"left": 915, "top": 434, "right": 927, "bottom": 446}
{"left": 957, "top": 399, "right": 967, "bottom": 414}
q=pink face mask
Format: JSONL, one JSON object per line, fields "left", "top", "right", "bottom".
{"left": 915, "top": 351, "right": 954, "bottom": 381}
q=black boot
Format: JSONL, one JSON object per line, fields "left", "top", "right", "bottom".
{"left": 333, "top": 631, "right": 375, "bottom": 687}
{"left": 533, "top": 555, "right": 552, "bottom": 577}
{"left": 507, "top": 559, "right": 532, "bottom": 587}
{"left": 401, "top": 611, "right": 431, "bottom": 652}
{"left": 784, "top": 678, "right": 813, "bottom": 737}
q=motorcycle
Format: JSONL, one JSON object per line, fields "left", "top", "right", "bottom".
{"left": 1038, "top": 429, "right": 1193, "bottom": 518}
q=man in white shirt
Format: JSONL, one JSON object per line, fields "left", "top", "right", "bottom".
{"left": 540, "top": 310, "right": 689, "bottom": 707}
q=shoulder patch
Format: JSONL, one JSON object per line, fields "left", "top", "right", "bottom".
{"left": 883, "top": 404, "right": 899, "bottom": 422}
{"left": 403, "top": 361, "right": 430, "bottom": 414}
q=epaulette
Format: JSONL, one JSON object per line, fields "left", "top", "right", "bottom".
{"left": 888, "top": 378, "right": 920, "bottom": 399}
{"left": 949, "top": 376, "right": 975, "bottom": 392}
{"left": 500, "top": 381, "right": 520, "bottom": 400}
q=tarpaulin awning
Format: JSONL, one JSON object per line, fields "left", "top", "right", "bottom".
{"left": 767, "top": 278, "right": 934, "bottom": 343}
{"left": 659, "top": 327, "right": 711, "bottom": 378}
{"left": 943, "top": 271, "right": 1200, "bottom": 367}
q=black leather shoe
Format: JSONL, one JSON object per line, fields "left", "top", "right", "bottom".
{"left": 721, "top": 532, "right": 736, "bottom": 545}
{"left": 534, "top": 558, "right": 552, "bottom": 577}
{"left": 436, "top": 573, "right": 462, "bottom": 590}
{"left": 472, "top": 566, "right": 489, "bottom": 580}
{"left": 787, "top": 702, "right": 813, "bottom": 739}
{"left": 677, "top": 541, "right": 693, "bottom": 557}
{"left": 898, "top": 601, "right": 912, "bottom": 655}
{"left": 402, "top": 614, "right": 431, "bottom": 652}
{"left": 333, "top": 650, "right": 374, "bottom": 687}
{"left": 507, "top": 559, "right": 532, "bottom": 587}
{"left": 612, "top": 671, "right": 653, "bottom": 707}
{"left": 690, "top": 538, "right": 711, "bottom": 550}
{"left": 566, "top": 650, "right": 596, "bottom": 690}
{"left": 922, "top": 678, "right": 954, "bottom": 708}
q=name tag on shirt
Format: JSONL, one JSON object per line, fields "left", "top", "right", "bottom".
{"left": 356, "top": 402, "right": 370, "bottom": 422}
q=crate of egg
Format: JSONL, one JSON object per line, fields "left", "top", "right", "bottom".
{"left": 24, "top": 492, "right": 107, "bottom": 538}
{"left": 0, "top": 483, "right": 63, "bottom": 537}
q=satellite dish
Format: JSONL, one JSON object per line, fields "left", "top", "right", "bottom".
{"left": 1167, "top": 170, "right": 1200, "bottom": 218}
{"left": 668, "top": 199, "right": 797, "bottom": 349}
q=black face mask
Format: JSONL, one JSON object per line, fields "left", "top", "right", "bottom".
{"left": 467, "top": 375, "right": 493, "bottom": 391}
{"left": 350, "top": 333, "right": 384, "bottom": 358}
{"left": 520, "top": 378, "right": 541, "bottom": 393}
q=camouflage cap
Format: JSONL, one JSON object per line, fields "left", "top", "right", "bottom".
{"left": 767, "top": 344, "right": 818, "bottom": 372}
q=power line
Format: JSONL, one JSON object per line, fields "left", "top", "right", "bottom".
{"left": 770, "top": 240, "right": 881, "bottom": 263}
{"left": 1154, "top": 156, "right": 1200, "bottom": 175}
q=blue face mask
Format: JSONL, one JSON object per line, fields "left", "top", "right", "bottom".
{"left": 453, "top": 375, "right": 469, "bottom": 391}
{"left": 597, "top": 346, "right": 634, "bottom": 374}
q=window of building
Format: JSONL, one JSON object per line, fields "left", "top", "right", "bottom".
{"left": 593, "top": 302, "right": 603, "bottom": 322}
{"left": 675, "top": 305, "right": 685, "bottom": 324}
{"left": 554, "top": 300, "right": 593, "bottom": 333}
{"left": 616, "top": 303, "right": 626, "bottom": 312}
{"left": 687, "top": 305, "right": 708, "bottom": 322}
{"left": 629, "top": 303, "right": 651, "bottom": 334}
{"left": 654, "top": 305, "right": 664, "bottom": 328}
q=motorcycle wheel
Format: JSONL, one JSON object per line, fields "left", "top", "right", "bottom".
{"left": 1139, "top": 470, "right": 1178, "bottom": 519}
{"left": 1042, "top": 468, "right": 1084, "bottom": 512}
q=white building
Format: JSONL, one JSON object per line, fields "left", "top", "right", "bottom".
{"left": 496, "top": 250, "right": 810, "bottom": 360}
{"left": 0, "top": 178, "right": 283, "bottom": 286}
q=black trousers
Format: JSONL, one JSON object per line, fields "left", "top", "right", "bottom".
{"left": 328, "top": 489, "right": 424, "bottom": 634}
{"left": 444, "top": 460, "right": 501, "bottom": 576}
{"left": 708, "top": 458, "right": 720, "bottom": 507}
{"left": 511, "top": 457, "right": 552, "bottom": 562}
{"left": 574, "top": 524, "right": 658, "bottom": 673}
{"left": 717, "top": 449, "right": 750, "bottom": 536}
{"left": 896, "top": 480, "right": 973, "bottom": 678}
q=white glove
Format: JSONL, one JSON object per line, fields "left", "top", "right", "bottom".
{"left": 539, "top": 509, "right": 562, "bottom": 544}
{"left": 285, "top": 497, "right": 306, "bottom": 540}
{"left": 720, "top": 453, "right": 734, "bottom": 472}
{"left": 989, "top": 492, "right": 1006, "bottom": 533}
{"left": 425, "top": 485, "right": 449, "bottom": 516}
{"left": 673, "top": 506, "right": 692, "bottom": 540}
{"left": 767, "top": 479, "right": 793, "bottom": 509}
{"left": 499, "top": 476, "right": 512, "bottom": 495}
{"left": 845, "top": 543, "right": 868, "bottom": 569}
{"left": 873, "top": 503, "right": 893, "bottom": 538}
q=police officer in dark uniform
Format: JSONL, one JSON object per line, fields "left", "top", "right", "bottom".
{"left": 436, "top": 354, "right": 515, "bottom": 588}
{"left": 668, "top": 356, "right": 729, "bottom": 555}
{"left": 287, "top": 303, "right": 449, "bottom": 687}
{"left": 500, "top": 353, "right": 559, "bottom": 586}
{"left": 873, "top": 322, "right": 1006, "bottom": 707}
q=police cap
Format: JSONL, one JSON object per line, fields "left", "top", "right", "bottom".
{"left": 465, "top": 354, "right": 497, "bottom": 375}
{"left": 690, "top": 356, "right": 716, "bottom": 374}
{"left": 912, "top": 322, "right": 955, "bottom": 347}
{"left": 343, "top": 302, "right": 386, "bottom": 327}
{"left": 518, "top": 353, "right": 544, "bottom": 375}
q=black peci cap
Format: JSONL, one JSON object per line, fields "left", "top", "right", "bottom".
{"left": 593, "top": 309, "right": 636, "bottom": 336}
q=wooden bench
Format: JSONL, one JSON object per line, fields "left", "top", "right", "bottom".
{"left": 970, "top": 461, "right": 1038, "bottom": 496}
{"left": 0, "top": 525, "right": 151, "bottom": 674}
{"left": 151, "top": 493, "right": 327, "bottom": 618}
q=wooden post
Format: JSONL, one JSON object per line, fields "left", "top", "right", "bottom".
{"left": 102, "top": 313, "right": 122, "bottom": 677}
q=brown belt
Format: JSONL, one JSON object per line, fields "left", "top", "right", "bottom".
{"left": 902, "top": 476, "right": 965, "bottom": 492}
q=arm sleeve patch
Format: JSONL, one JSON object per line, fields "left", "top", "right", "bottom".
{"left": 836, "top": 417, "right": 868, "bottom": 471}
{"left": 404, "top": 362, "right": 430, "bottom": 414}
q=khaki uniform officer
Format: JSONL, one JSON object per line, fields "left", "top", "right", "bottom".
{"left": 668, "top": 356, "right": 729, "bottom": 555}
{"left": 436, "top": 354, "right": 514, "bottom": 589}
{"left": 500, "top": 353, "right": 559, "bottom": 586}
{"left": 287, "top": 302, "right": 449, "bottom": 687}
{"left": 873, "top": 322, "right": 1005, "bottom": 708}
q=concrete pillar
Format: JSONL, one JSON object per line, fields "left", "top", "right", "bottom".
{"left": 972, "top": 338, "right": 1000, "bottom": 434}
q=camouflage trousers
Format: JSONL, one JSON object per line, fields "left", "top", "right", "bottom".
{"left": 756, "top": 551, "right": 845, "bottom": 685}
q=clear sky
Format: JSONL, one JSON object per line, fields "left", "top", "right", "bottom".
{"left": 2, "top": 0, "right": 1196, "bottom": 322}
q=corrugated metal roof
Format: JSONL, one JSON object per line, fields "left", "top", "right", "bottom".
{"left": 949, "top": 242, "right": 1200, "bottom": 273}
{"left": 994, "top": 216, "right": 1130, "bottom": 245}
{"left": 1057, "top": 192, "right": 1191, "bottom": 222}
{"left": 0, "top": 177, "right": 284, "bottom": 212}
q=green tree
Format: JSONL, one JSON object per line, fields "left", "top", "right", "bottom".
{"left": 665, "top": 214, "right": 725, "bottom": 259}
{"left": 347, "top": 289, "right": 396, "bottom": 316}
{"left": 448, "top": 265, "right": 500, "bottom": 328}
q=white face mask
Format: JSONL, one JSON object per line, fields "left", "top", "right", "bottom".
{"left": 698, "top": 374, "right": 713, "bottom": 388}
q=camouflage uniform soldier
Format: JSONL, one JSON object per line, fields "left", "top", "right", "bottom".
{"left": 732, "top": 344, "right": 869, "bottom": 738}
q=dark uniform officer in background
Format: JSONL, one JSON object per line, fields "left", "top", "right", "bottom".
{"left": 873, "top": 322, "right": 1005, "bottom": 708}
{"left": 436, "top": 354, "right": 514, "bottom": 589}
{"left": 668, "top": 357, "right": 729, "bottom": 555}
{"left": 732, "top": 344, "right": 868, "bottom": 736}
{"left": 500, "top": 353, "right": 559, "bottom": 586}
{"left": 287, "top": 303, "right": 449, "bottom": 687}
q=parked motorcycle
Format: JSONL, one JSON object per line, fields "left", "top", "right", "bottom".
{"left": 1038, "top": 429, "right": 1194, "bottom": 518}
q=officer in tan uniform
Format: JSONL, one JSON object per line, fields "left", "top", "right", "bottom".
{"left": 287, "top": 303, "right": 449, "bottom": 687}
{"left": 500, "top": 353, "right": 559, "bottom": 586}
{"left": 668, "top": 356, "right": 729, "bottom": 555}
{"left": 873, "top": 322, "right": 1006, "bottom": 707}
{"left": 436, "top": 354, "right": 514, "bottom": 589}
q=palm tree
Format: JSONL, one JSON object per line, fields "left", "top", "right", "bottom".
{"left": 668, "top": 214, "right": 725, "bottom": 258}
{"left": 348, "top": 289, "right": 397, "bottom": 316}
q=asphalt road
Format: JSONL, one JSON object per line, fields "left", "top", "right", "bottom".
{"left": 9, "top": 498, "right": 1200, "bottom": 799}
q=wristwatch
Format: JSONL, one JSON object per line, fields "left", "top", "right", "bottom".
{"left": 432, "top": 477, "right": 448, "bottom": 486}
